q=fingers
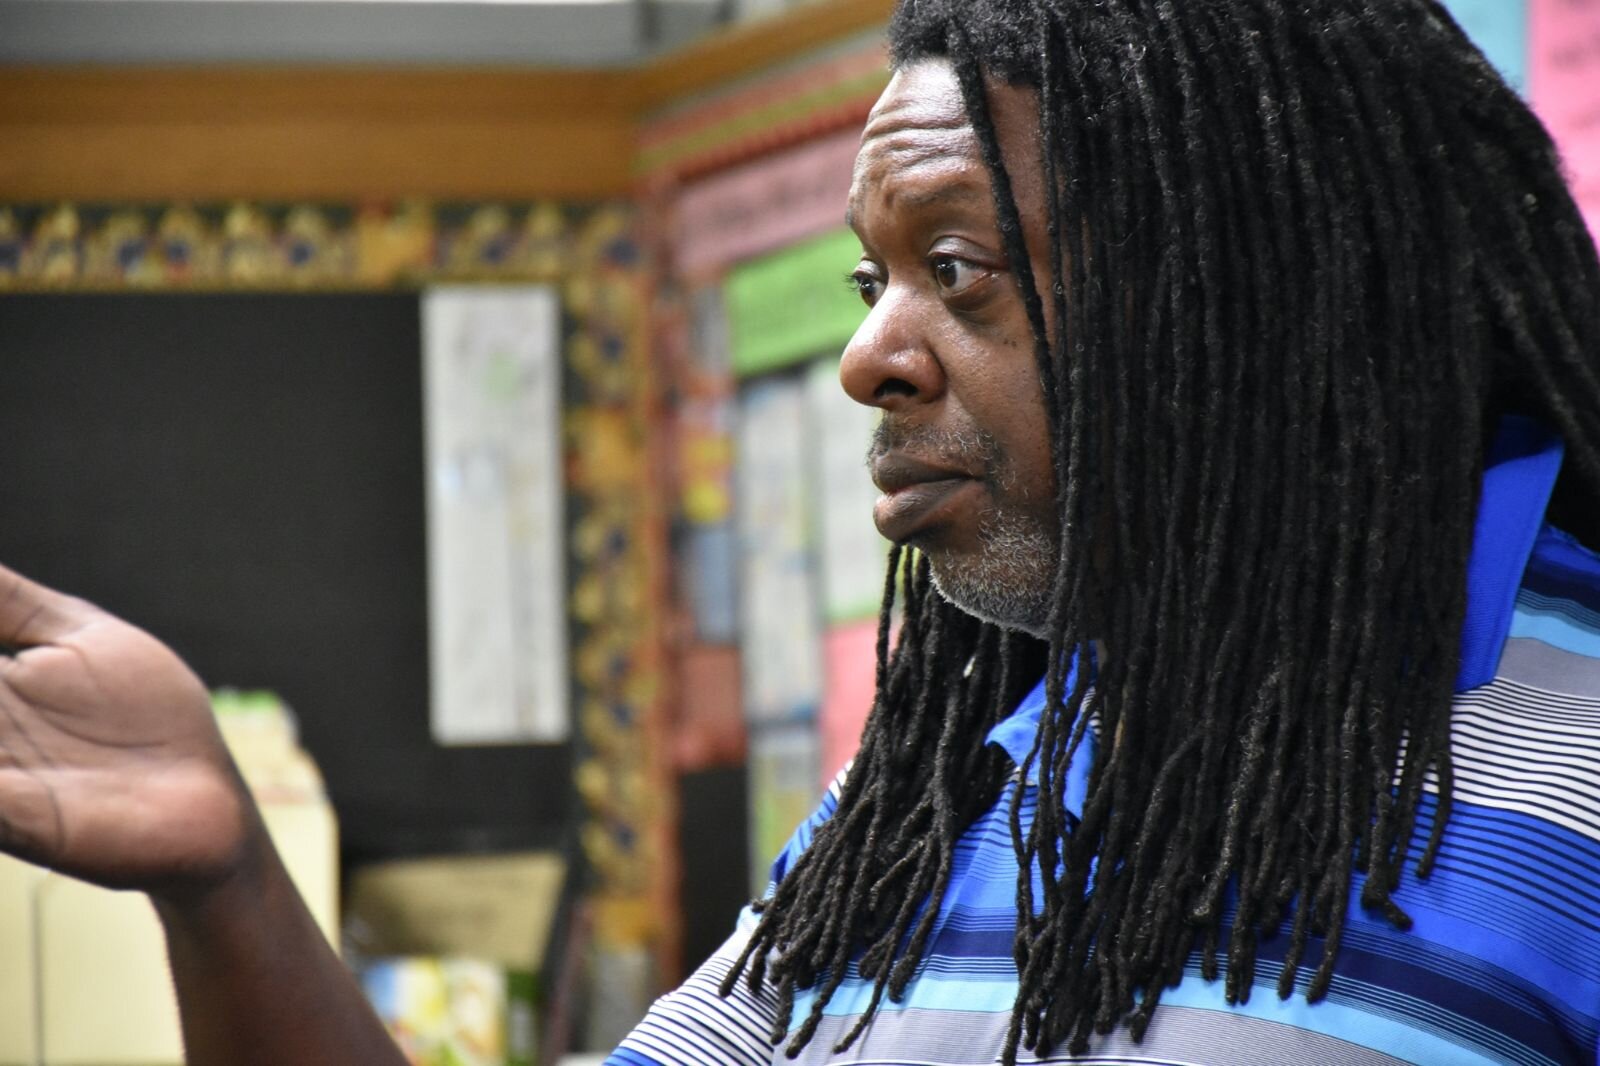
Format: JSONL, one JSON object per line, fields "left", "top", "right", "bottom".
{"left": 0, "top": 562, "right": 95, "bottom": 650}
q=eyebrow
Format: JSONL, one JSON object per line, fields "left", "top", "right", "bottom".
{"left": 844, "top": 179, "right": 992, "bottom": 230}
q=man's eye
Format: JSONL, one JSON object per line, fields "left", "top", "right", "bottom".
{"left": 847, "top": 270, "right": 882, "bottom": 307}
{"left": 931, "top": 255, "right": 984, "bottom": 296}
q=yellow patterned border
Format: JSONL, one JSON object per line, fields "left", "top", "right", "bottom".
{"left": 0, "top": 200, "right": 618, "bottom": 290}
{"left": 0, "top": 197, "right": 671, "bottom": 957}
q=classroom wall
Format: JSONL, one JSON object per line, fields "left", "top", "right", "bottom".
{"left": 0, "top": 292, "right": 574, "bottom": 862}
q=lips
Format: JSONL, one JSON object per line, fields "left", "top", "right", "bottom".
{"left": 870, "top": 453, "right": 983, "bottom": 543}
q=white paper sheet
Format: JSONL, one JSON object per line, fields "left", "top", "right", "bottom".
{"left": 805, "top": 356, "right": 889, "bottom": 623}
{"left": 735, "top": 375, "right": 823, "bottom": 724}
{"left": 422, "top": 286, "right": 567, "bottom": 744}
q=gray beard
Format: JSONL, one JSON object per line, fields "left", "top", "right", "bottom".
{"left": 926, "top": 508, "right": 1057, "bottom": 638}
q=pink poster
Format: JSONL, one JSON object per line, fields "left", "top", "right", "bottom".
{"left": 675, "top": 644, "right": 747, "bottom": 771}
{"left": 1531, "top": 0, "right": 1600, "bottom": 238}
{"left": 672, "top": 130, "right": 861, "bottom": 279}
{"left": 819, "top": 620, "right": 880, "bottom": 789}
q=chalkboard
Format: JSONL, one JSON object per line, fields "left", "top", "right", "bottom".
{"left": 0, "top": 293, "right": 572, "bottom": 865}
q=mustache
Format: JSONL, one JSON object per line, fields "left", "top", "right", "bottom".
{"left": 866, "top": 420, "right": 1005, "bottom": 480}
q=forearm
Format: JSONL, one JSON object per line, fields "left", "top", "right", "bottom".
{"left": 154, "top": 824, "right": 405, "bottom": 1066}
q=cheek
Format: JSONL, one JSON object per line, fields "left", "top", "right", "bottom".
{"left": 1008, "top": 407, "right": 1055, "bottom": 490}
{"left": 963, "top": 375, "right": 1056, "bottom": 499}
{"left": 935, "top": 306, "right": 1053, "bottom": 479}
{"left": 995, "top": 376, "right": 1057, "bottom": 507}
{"left": 934, "top": 297, "right": 1036, "bottom": 381}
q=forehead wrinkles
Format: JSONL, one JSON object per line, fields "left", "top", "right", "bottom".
{"left": 851, "top": 115, "right": 984, "bottom": 218}
{"left": 858, "top": 96, "right": 975, "bottom": 168}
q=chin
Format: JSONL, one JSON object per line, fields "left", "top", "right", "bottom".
{"left": 926, "top": 556, "right": 1053, "bottom": 639}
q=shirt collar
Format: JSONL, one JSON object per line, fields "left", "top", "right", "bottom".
{"left": 1456, "top": 415, "right": 1564, "bottom": 688}
{"left": 983, "top": 646, "right": 1093, "bottom": 812}
{"left": 984, "top": 415, "right": 1564, "bottom": 806}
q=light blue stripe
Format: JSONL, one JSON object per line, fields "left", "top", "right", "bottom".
{"left": 1516, "top": 592, "right": 1600, "bottom": 640}
{"left": 798, "top": 966, "right": 1528, "bottom": 1065}
{"left": 793, "top": 967, "right": 1023, "bottom": 1024}
{"left": 1509, "top": 609, "right": 1600, "bottom": 657}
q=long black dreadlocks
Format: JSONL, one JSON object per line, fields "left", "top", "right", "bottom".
{"left": 723, "top": 0, "right": 1600, "bottom": 1059}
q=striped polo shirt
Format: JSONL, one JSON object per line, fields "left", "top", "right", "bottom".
{"left": 610, "top": 417, "right": 1600, "bottom": 1065}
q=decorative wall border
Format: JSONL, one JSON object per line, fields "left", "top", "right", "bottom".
{"left": 0, "top": 200, "right": 609, "bottom": 290}
{"left": 0, "top": 197, "right": 671, "bottom": 962}
{"left": 636, "top": 38, "right": 889, "bottom": 183}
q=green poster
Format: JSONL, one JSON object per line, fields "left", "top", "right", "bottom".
{"left": 725, "top": 228, "right": 867, "bottom": 377}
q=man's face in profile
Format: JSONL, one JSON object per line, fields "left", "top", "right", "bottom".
{"left": 842, "top": 58, "right": 1061, "bottom": 636}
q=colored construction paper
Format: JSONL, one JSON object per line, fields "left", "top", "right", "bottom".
{"left": 725, "top": 228, "right": 867, "bottom": 377}
{"left": 675, "top": 643, "right": 747, "bottom": 771}
{"left": 819, "top": 620, "right": 879, "bottom": 791}
{"left": 1531, "top": 0, "right": 1600, "bottom": 239}
{"left": 673, "top": 130, "right": 860, "bottom": 279}
{"left": 1442, "top": 0, "right": 1530, "bottom": 90}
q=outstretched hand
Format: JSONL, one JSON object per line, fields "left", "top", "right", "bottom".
{"left": 0, "top": 562, "right": 411, "bottom": 1066}
{"left": 0, "top": 563, "right": 253, "bottom": 897}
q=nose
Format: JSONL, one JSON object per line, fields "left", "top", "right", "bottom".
{"left": 838, "top": 293, "right": 946, "bottom": 411}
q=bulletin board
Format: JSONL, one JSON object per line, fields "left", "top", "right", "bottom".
{"left": 0, "top": 198, "right": 668, "bottom": 977}
{"left": 0, "top": 291, "right": 574, "bottom": 863}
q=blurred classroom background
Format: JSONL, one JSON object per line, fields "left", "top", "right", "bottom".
{"left": 0, "top": 0, "right": 1594, "bottom": 1063}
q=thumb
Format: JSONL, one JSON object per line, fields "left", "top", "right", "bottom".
{"left": 0, "top": 563, "right": 97, "bottom": 650}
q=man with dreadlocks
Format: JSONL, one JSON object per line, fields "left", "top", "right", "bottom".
{"left": 0, "top": 0, "right": 1598, "bottom": 1063}
{"left": 605, "top": 0, "right": 1600, "bottom": 1062}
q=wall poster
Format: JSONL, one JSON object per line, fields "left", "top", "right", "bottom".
{"left": 672, "top": 130, "right": 862, "bottom": 279}
{"left": 1531, "top": 0, "right": 1600, "bottom": 238}
{"left": 422, "top": 286, "right": 568, "bottom": 744}
{"left": 748, "top": 722, "right": 822, "bottom": 896}
{"left": 734, "top": 375, "right": 824, "bottom": 724}
{"left": 805, "top": 355, "right": 888, "bottom": 624}
{"left": 1442, "top": 0, "right": 1530, "bottom": 89}
{"left": 724, "top": 228, "right": 867, "bottom": 378}
{"left": 819, "top": 620, "right": 879, "bottom": 791}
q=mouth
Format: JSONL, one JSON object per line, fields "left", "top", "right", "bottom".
{"left": 874, "top": 477, "right": 983, "bottom": 543}
{"left": 870, "top": 453, "right": 985, "bottom": 544}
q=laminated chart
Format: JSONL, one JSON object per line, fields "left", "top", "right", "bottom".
{"left": 734, "top": 375, "right": 824, "bottom": 726}
{"left": 422, "top": 286, "right": 568, "bottom": 744}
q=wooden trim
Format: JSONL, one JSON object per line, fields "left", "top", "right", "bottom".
{"left": 0, "top": 0, "right": 892, "bottom": 202}
{"left": 0, "top": 67, "right": 638, "bottom": 123}
{"left": 1, "top": 124, "right": 640, "bottom": 202}
{"left": 0, "top": 67, "right": 638, "bottom": 200}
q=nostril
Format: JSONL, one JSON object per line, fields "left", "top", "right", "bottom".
{"left": 874, "top": 378, "right": 917, "bottom": 402}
